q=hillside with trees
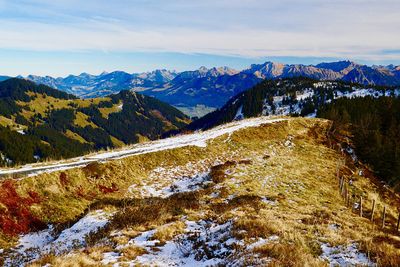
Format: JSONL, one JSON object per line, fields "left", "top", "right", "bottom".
{"left": 0, "top": 78, "right": 190, "bottom": 166}
{"left": 318, "top": 96, "right": 400, "bottom": 190}
{"left": 185, "top": 77, "right": 397, "bottom": 131}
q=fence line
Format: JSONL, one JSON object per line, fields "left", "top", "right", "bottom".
{"left": 336, "top": 172, "right": 399, "bottom": 234}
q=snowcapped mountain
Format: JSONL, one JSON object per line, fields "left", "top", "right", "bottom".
{"left": 145, "top": 61, "right": 400, "bottom": 117}
{"left": 243, "top": 62, "right": 341, "bottom": 80}
{"left": 26, "top": 70, "right": 178, "bottom": 98}
{"left": 21, "top": 61, "right": 400, "bottom": 117}
{"left": 141, "top": 67, "right": 258, "bottom": 117}
{"left": 315, "top": 60, "right": 358, "bottom": 74}
{"left": 244, "top": 61, "right": 400, "bottom": 85}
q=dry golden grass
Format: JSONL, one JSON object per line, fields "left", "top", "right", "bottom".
{"left": 2, "top": 117, "right": 400, "bottom": 265}
{"left": 110, "top": 135, "right": 125, "bottom": 147}
{"left": 28, "top": 253, "right": 101, "bottom": 267}
{"left": 16, "top": 92, "right": 111, "bottom": 122}
{"left": 73, "top": 111, "right": 99, "bottom": 128}
{"left": 64, "top": 129, "right": 89, "bottom": 144}
{"left": 119, "top": 245, "right": 147, "bottom": 261}
{"left": 0, "top": 115, "right": 27, "bottom": 130}
{"left": 151, "top": 221, "right": 186, "bottom": 244}
{"left": 135, "top": 134, "right": 150, "bottom": 144}
{"left": 98, "top": 101, "right": 122, "bottom": 119}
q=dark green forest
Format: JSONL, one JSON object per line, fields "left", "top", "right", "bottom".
{"left": 318, "top": 97, "right": 400, "bottom": 190}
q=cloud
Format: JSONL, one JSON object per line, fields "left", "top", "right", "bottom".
{"left": 0, "top": 0, "right": 398, "bottom": 62}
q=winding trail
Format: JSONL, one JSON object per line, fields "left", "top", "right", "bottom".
{"left": 0, "top": 117, "right": 286, "bottom": 178}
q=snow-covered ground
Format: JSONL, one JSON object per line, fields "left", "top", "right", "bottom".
{"left": 320, "top": 242, "right": 375, "bottom": 266}
{"left": 102, "top": 219, "right": 275, "bottom": 266}
{"left": 4, "top": 210, "right": 114, "bottom": 267}
{"left": 296, "top": 89, "right": 314, "bottom": 101}
{"left": 0, "top": 117, "right": 286, "bottom": 178}
{"left": 129, "top": 172, "right": 212, "bottom": 198}
{"left": 262, "top": 86, "right": 400, "bottom": 117}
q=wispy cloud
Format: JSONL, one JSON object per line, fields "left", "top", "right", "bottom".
{"left": 0, "top": 0, "right": 399, "bottom": 75}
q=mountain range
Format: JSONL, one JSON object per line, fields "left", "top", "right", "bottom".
{"left": 25, "top": 69, "right": 178, "bottom": 98}
{"left": 16, "top": 61, "right": 400, "bottom": 117}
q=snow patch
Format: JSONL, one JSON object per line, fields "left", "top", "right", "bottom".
{"left": 130, "top": 172, "right": 211, "bottom": 198}
{"left": 131, "top": 220, "right": 240, "bottom": 266}
{"left": 261, "top": 197, "right": 277, "bottom": 206}
{"left": 247, "top": 235, "right": 279, "bottom": 249}
{"left": 110, "top": 219, "right": 274, "bottom": 266}
{"left": 101, "top": 252, "right": 120, "bottom": 265}
{"left": 296, "top": 89, "right": 314, "bottom": 101}
{"left": 234, "top": 105, "right": 244, "bottom": 120}
{"left": 320, "top": 243, "right": 375, "bottom": 266}
{"left": 5, "top": 210, "right": 113, "bottom": 266}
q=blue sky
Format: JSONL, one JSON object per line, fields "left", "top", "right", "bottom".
{"left": 0, "top": 0, "right": 399, "bottom": 77}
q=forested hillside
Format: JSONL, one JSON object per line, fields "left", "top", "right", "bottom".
{"left": 0, "top": 78, "right": 190, "bottom": 166}
{"left": 186, "top": 77, "right": 398, "bottom": 131}
{"left": 318, "top": 97, "right": 400, "bottom": 190}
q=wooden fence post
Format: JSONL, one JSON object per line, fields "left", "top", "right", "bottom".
{"left": 371, "top": 199, "right": 376, "bottom": 221}
{"left": 359, "top": 196, "right": 363, "bottom": 217}
{"left": 336, "top": 164, "right": 340, "bottom": 182}
{"left": 340, "top": 177, "right": 344, "bottom": 192}
{"left": 382, "top": 206, "right": 386, "bottom": 229}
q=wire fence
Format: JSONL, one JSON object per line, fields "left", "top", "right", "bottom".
{"left": 337, "top": 167, "right": 400, "bottom": 234}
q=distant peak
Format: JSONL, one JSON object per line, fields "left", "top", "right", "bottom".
{"left": 78, "top": 72, "right": 92, "bottom": 77}
{"left": 198, "top": 66, "right": 208, "bottom": 72}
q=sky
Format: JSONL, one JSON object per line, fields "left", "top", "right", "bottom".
{"left": 0, "top": 0, "right": 399, "bottom": 77}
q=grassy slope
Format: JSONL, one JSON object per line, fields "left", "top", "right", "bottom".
{"left": 1, "top": 117, "right": 400, "bottom": 265}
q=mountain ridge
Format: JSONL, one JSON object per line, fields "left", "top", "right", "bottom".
{"left": 9, "top": 61, "right": 400, "bottom": 117}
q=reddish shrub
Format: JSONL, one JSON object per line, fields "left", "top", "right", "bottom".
{"left": 59, "top": 172, "right": 69, "bottom": 187}
{"left": 76, "top": 185, "right": 85, "bottom": 198}
{"left": 0, "top": 180, "right": 45, "bottom": 236}
{"left": 98, "top": 183, "right": 119, "bottom": 194}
